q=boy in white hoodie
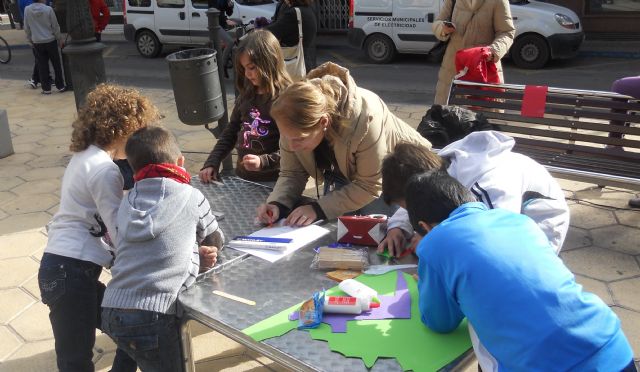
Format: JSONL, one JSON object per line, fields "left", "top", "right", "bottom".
{"left": 379, "top": 132, "right": 570, "bottom": 372}
{"left": 101, "top": 126, "right": 224, "bottom": 371}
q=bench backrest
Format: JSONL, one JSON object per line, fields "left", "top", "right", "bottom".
{"left": 447, "top": 80, "right": 640, "bottom": 165}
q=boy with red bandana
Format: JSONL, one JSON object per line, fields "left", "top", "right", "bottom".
{"left": 101, "top": 126, "right": 224, "bottom": 371}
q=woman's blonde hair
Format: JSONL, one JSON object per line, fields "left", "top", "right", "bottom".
{"left": 70, "top": 84, "right": 161, "bottom": 152}
{"left": 234, "top": 30, "right": 292, "bottom": 109}
{"left": 270, "top": 79, "right": 343, "bottom": 143}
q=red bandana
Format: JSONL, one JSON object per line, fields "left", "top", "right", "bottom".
{"left": 134, "top": 163, "right": 191, "bottom": 184}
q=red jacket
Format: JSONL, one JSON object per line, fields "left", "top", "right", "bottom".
{"left": 455, "top": 47, "right": 501, "bottom": 84}
{"left": 90, "top": 0, "right": 110, "bottom": 33}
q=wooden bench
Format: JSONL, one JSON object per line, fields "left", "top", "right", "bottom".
{"left": 447, "top": 79, "right": 640, "bottom": 190}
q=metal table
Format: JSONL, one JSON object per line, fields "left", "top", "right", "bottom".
{"left": 179, "top": 177, "right": 473, "bottom": 371}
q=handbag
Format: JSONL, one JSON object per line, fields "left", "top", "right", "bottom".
{"left": 428, "top": 0, "right": 457, "bottom": 63}
{"left": 281, "top": 7, "right": 306, "bottom": 81}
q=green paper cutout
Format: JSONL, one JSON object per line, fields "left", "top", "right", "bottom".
{"left": 243, "top": 272, "right": 471, "bottom": 372}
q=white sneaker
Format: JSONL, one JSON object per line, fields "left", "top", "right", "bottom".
{"left": 27, "top": 79, "right": 37, "bottom": 89}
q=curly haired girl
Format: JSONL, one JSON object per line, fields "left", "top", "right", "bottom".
{"left": 38, "top": 83, "right": 160, "bottom": 371}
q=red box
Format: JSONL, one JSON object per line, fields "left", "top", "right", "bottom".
{"left": 337, "top": 214, "right": 388, "bottom": 246}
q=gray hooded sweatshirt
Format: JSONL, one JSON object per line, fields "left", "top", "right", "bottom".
{"left": 102, "top": 177, "right": 222, "bottom": 314}
{"left": 24, "top": 2, "right": 61, "bottom": 44}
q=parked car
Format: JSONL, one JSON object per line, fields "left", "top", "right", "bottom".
{"left": 347, "top": 0, "right": 584, "bottom": 69}
{"left": 123, "top": 0, "right": 277, "bottom": 58}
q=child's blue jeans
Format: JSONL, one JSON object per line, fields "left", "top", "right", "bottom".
{"left": 38, "top": 253, "right": 137, "bottom": 372}
{"left": 102, "top": 308, "right": 184, "bottom": 372}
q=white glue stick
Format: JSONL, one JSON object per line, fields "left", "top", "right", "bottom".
{"left": 323, "top": 295, "right": 380, "bottom": 314}
{"left": 339, "top": 279, "right": 380, "bottom": 304}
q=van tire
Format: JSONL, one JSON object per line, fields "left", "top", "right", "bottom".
{"left": 136, "top": 30, "right": 162, "bottom": 58}
{"left": 511, "top": 34, "right": 550, "bottom": 69}
{"left": 364, "top": 34, "right": 396, "bottom": 64}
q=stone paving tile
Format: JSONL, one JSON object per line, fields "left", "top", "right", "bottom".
{"left": 37, "top": 135, "right": 72, "bottom": 147}
{"left": 10, "top": 179, "right": 61, "bottom": 196}
{"left": 574, "top": 274, "right": 613, "bottom": 306}
{"left": 20, "top": 167, "right": 66, "bottom": 182}
{"left": 0, "top": 338, "right": 57, "bottom": 371}
{"left": 25, "top": 154, "right": 70, "bottom": 169}
{"left": 616, "top": 210, "right": 640, "bottom": 228}
{"left": 591, "top": 225, "right": 640, "bottom": 256}
{"left": 560, "top": 226, "right": 592, "bottom": 251}
{"left": 47, "top": 203, "right": 59, "bottom": 217}
{"left": 0, "top": 153, "right": 36, "bottom": 167}
{"left": 0, "top": 212, "right": 52, "bottom": 235}
{"left": 0, "top": 257, "right": 39, "bottom": 288}
{"left": 557, "top": 179, "right": 603, "bottom": 193}
{"left": 195, "top": 354, "right": 270, "bottom": 372}
{"left": 0, "top": 194, "right": 59, "bottom": 215}
{"left": 0, "top": 209, "right": 7, "bottom": 221}
{"left": 94, "top": 333, "right": 117, "bottom": 354}
{"left": 0, "top": 165, "right": 32, "bottom": 177}
{"left": 0, "top": 230, "right": 48, "bottom": 260}
{"left": 9, "top": 302, "right": 54, "bottom": 341}
{"left": 612, "top": 307, "right": 640, "bottom": 362}
{"left": 0, "top": 192, "right": 17, "bottom": 206}
{"left": 0, "top": 288, "right": 36, "bottom": 324}
{"left": 192, "top": 328, "right": 246, "bottom": 361}
{"left": 560, "top": 247, "right": 640, "bottom": 282}
{"left": 30, "top": 145, "right": 70, "bottom": 156}
{"left": 0, "top": 177, "right": 24, "bottom": 192}
{"left": 579, "top": 190, "right": 637, "bottom": 210}
{"left": 610, "top": 277, "right": 640, "bottom": 312}
{"left": 9, "top": 133, "right": 47, "bottom": 145}
{"left": 21, "top": 275, "right": 40, "bottom": 301}
{"left": 0, "top": 326, "right": 22, "bottom": 362}
{"left": 569, "top": 203, "right": 617, "bottom": 229}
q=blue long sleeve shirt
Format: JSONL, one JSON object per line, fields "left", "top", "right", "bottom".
{"left": 417, "top": 202, "right": 632, "bottom": 371}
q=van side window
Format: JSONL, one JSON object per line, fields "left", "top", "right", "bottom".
{"left": 157, "top": 0, "right": 185, "bottom": 8}
{"left": 128, "top": 0, "right": 151, "bottom": 6}
{"left": 192, "top": 0, "right": 208, "bottom": 9}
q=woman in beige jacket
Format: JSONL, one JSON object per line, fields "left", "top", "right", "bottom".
{"left": 256, "top": 62, "right": 431, "bottom": 226}
{"left": 432, "top": 0, "right": 515, "bottom": 105}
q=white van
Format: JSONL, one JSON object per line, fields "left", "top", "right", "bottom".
{"left": 123, "top": 0, "right": 277, "bottom": 57}
{"left": 347, "top": 0, "right": 584, "bottom": 69}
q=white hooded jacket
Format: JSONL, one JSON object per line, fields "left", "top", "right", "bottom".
{"left": 387, "top": 131, "right": 570, "bottom": 253}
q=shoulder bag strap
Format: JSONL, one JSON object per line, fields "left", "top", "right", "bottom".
{"left": 295, "top": 7, "right": 303, "bottom": 41}
{"left": 449, "top": 0, "right": 457, "bottom": 22}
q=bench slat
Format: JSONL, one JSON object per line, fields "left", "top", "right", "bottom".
{"left": 451, "top": 86, "right": 640, "bottom": 112}
{"left": 482, "top": 111, "right": 640, "bottom": 136}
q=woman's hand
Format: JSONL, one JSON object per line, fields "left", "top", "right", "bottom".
{"left": 256, "top": 203, "right": 279, "bottom": 225}
{"left": 443, "top": 24, "right": 456, "bottom": 35}
{"left": 285, "top": 205, "right": 318, "bottom": 227}
{"left": 199, "top": 166, "right": 219, "bottom": 183}
{"left": 242, "top": 154, "right": 262, "bottom": 171}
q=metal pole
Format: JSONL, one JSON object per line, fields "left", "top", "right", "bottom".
{"left": 206, "top": 8, "right": 233, "bottom": 172}
{"left": 63, "top": 0, "right": 106, "bottom": 110}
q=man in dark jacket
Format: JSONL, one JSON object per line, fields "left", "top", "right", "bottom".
{"left": 265, "top": 0, "right": 317, "bottom": 71}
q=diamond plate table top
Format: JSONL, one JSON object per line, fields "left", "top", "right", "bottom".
{"left": 182, "top": 177, "right": 466, "bottom": 371}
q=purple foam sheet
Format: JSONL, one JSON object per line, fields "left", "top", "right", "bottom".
{"left": 289, "top": 273, "right": 411, "bottom": 333}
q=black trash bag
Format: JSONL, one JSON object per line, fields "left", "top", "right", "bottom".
{"left": 417, "top": 105, "right": 493, "bottom": 148}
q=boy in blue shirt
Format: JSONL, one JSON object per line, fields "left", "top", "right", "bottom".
{"left": 405, "top": 170, "right": 635, "bottom": 371}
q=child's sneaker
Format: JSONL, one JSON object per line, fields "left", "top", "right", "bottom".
{"left": 41, "top": 90, "right": 52, "bottom": 95}
{"left": 27, "top": 79, "right": 37, "bottom": 89}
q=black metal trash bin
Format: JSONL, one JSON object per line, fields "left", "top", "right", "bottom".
{"left": 166, "top": 48, "right": 224, "bottom": 126}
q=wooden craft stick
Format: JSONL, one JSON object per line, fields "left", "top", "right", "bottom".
{"left": 212, "top": 290, "right": 256, "bottom": 306}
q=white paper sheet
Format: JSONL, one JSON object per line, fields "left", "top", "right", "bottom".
{"left": 228, "top": 223, "right": 330, "bottom": 262}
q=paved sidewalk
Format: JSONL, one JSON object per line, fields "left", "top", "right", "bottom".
{"left": 0, "top": 72, "right": 639, "bottom": 372}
